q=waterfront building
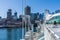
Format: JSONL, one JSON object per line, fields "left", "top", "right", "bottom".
{"left": 25, "top": 6, "right": 31, "bottom": 15}
{"left": 12, "top": 11, "right": 18, "bottom": 21}
{"left": 36, "top": 12, "right": 40, "bottom": 20}
{"left": 24, "top": 6, "right": 40, "bottom": 24}
{"left": 7, "top": 9, "right": 12, "bottom": 20}
{"left": 40, "top": 13, "right": 44, "bottom": 24}
{"left": 30, "top": 13, "right": 40, "bottom": 24}
{"left": 30, "top": 13, "right": 35, "bottom": 24}
{"left": 44, "top": 12, "right": 60, "bottom": 40}
{"left": 19, "top": 15, "right": 22, "bottom": 22}
{"left": 0, "top": 16, "right": 1, "bottom": 19}
{"left": 55, "top": 9, "right": 60, "bottom": 13}
{"left": 46, "top": 13, "right": 60, "bottom": 24}
{"left": 0, "top": 16, "right": 2, "bottom": 21}
{"left": 44, "top": 9, "right": 51, "bottom": 23}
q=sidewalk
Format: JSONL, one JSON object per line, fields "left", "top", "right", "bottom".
{"left": 33, "top": 32, "right": 39, "bottom": 40}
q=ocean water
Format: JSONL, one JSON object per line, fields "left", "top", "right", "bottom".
{"left": 0, "top": 28, "right": 25, "bottom": 40}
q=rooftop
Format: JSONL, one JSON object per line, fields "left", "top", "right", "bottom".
{"left": 46, "top": 13, "right": 60, "bottom": 20}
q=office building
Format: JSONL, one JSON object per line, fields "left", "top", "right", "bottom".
{"left": 7, "top": 9, "right": 12, "bottom": 20}
{"left": 25, "top": 6, "right": 31, "bottom": 15}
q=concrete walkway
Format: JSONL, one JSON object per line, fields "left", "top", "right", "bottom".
{"left": 33, "top": 32, "right": 39, "bottom": 40}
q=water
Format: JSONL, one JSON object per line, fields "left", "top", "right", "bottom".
{"left": 0, "top": 28, "right": 25, "bottom": 40}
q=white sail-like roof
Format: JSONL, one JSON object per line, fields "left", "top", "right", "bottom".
{"left": 46, "top": 14, "right": 52, "bottom": 20}
{"left": 47, "top": 13, "right": 60, "bottom": 20}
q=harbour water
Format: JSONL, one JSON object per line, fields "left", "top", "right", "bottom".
{"left": 0, "top": 27, "right": 25, "bottom": 40}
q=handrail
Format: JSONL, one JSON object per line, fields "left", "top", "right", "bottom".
{"left": 46, "top": 26, "right": 60, "bottom": 40}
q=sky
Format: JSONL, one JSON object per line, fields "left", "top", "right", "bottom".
{"left": 0, "top": 0, "right": 60, "bottom": 18}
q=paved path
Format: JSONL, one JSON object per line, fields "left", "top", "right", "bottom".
{"left": 33, "top": 32, "right": 39, "bottom": 40}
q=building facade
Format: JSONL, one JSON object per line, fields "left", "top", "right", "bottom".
{"left": 7, "top": 9, "right": 12, "bottom": 20}
{"left": 25, "top": 6, "right": 31, "bottom": 15}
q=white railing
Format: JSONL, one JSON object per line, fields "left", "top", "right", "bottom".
{"left": 44, "top": 24, "right": 60, "bottom": 40}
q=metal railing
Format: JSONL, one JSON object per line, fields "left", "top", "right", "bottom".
{"left": 44, "top": 24, "right": 60, "bottom": 40}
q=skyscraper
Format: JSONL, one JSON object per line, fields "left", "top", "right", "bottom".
{"left": 25, "top": 6, "right": 31, "bottom": 15}
{"left": 12, "top": 11, "right": 18, "bottom": 20}
{"left": 7, "top": 9, "right": 12, "bottom": 20}
{"left": 55, "top": 9, "right": 60, "bottom": 13}
{"left": 14, "top": 11, "right": 17, "bottom": 16}
{"left": 36, "top": 12, "right": 40, "bottom": 20}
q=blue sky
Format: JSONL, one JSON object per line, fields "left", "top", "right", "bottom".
{"left": 0, "top": 0, "right": 60, "bottom": 18}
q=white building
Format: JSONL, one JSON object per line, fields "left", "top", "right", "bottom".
{"left": 44, "top": 12, "right": 60, "bottom": 40}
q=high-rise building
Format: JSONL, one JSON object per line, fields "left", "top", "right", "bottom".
{"left": 14, "top": 11, "right": 17, "bottom": 16}
{"left": 19, "top": 15, "right": 23, "bottom": 22}
{"left": 55, "top": 9, "right": 60, "bottom": 13}
{"left": 25, "top": 6, "right": 31, "bottom": 15}
{"left": 44, "top": 9, "right": 50, "bottom": 14}
{"left": 36, "top": 12, "right": 40, "bottom": 20}
{"left": 13, "top": 11, "right": 18, "bottom": 20}
{"left": 7, "top": 9, "right": 12, "bottom": 20}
